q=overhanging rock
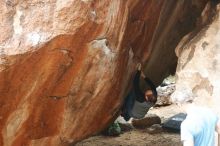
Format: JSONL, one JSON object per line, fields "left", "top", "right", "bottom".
{"left": 0, "top": 0, "right": 210, "bottom": 145}
{"left": 172, "top": 2, "right": 220, "bottom": 113}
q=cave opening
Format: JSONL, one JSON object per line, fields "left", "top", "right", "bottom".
{"left": 141, "top": 2, "right": 205, "bottom": 87}
{"left": 142, "top": 0, "right": 220, "bottom": 87}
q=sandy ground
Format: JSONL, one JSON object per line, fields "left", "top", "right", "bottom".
{"left": 76, "top": 104, "right": 184, "bottom": 146}
{"left": 75, "top": 130, "right": 181, "bottom": 146}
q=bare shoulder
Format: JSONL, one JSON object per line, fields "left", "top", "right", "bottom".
{"left": 215, "top": 118, "right": 220, "bottom": 134}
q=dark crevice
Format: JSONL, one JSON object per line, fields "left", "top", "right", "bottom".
{"left": 143, "top": 0, "right": 218, "bottom": 86}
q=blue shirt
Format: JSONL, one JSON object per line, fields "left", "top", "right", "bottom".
{"left": 181, "top": 107, "right": 218, "bottom": 146}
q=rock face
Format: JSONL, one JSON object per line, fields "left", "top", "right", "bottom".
{"left": 172, "top": 2, "right": 220, "bottom": 114}
{"left": 132, "top": 114, "right": 161, "bottom": 129}
{"left": 144, "top": 0, "right": 209, "bottom": 86}
{"left": 0, "top": 0, "right": 210, "bottom": 146}
{"left": 156, "top": 75, "right": 176, "bottom": 106}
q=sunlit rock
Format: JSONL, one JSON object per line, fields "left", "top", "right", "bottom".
{"left": 0, "top": 0, "right": 210, "bottom": 145}
{"left": 172, "top": 2, "right": 220, "bottom": 114}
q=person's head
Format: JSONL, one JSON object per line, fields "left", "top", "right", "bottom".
{"left": 145, "top": 90, "right": 157, "bottom": 103}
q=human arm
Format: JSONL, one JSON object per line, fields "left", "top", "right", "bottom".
{"left": 133, "top": 63, "right": 145, "bottom": 102}
{"left": 216, "top": 119, "right": 220, "bottom": 134}
{"left": 139, "top": 68, "right": 157, "bottom": 98}
{"left": 183, "top": 139, "right": 194, "bottom": 146}
{"left": 218, "top": 134, "right": 220, "bottom": 146}
{"left": 215, "top": 119, "right": 220, "bottom": 146}
{"left": 144, "top": 77, "right": 158, "bottom": 99}
{"left": 133, "top": 70, "right": 145, "bottom": 102}
{"left": 181, "top": 122, "right": 194, "bottom": 146}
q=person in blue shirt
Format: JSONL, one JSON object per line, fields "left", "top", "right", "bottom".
{"left": 180, "top": 102, "right": 220, "bottom": 146}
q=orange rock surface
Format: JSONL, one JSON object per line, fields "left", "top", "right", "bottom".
{"left": 0, "top": 0, "right": 209, "bottom": 145}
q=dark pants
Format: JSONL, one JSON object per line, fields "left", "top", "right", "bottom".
{"left": 121, "top": 89, "right": 136, "bottom": 121}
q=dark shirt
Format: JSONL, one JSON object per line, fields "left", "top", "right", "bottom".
{"left": 121, "top": 70, "right": 157, "bottom": 121}
{"left": 133, "top": 70, "right": 157, "bottom": 103}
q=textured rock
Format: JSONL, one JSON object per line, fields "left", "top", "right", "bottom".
{"left": 132, "top": 114, "right": 161, "bottom": 129}
{"left": 145, "top": 124, "right": 163, "bottom": 134}
{"left": 0, "top": 0, "right": 210, "bottom": 146}
{"left": 0, "top": 1, "right": 167, "bottom": 145}
{"left": 171, "top": 2, "right": 220, "bottom": 114}
{"left": 144, "top": 0, "right": 209, "bottom": 86}
{"left": 156, "top": 75, "right": 176, "bottom": 106}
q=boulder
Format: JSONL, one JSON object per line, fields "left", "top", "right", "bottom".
{"left": 156, "top": 75, "right": 176, "bottom": 106}
{"left": 132, "top": 114, "right": 161, "bottom": 129}
{"left": 171, "top": 2, "right": 220, "bottom": 114}
{"left": 145, "top": 124, "right": 163, "bottom": 134}
{"left": 0, "top": 0, "right": 210, "bottom": 145}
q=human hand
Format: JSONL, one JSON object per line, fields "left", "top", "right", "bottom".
{"left": 137, "top": 63, "right": 142, "bottom": 71}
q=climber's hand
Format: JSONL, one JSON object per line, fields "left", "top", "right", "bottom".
{"left": 137, "top": 63, "right": 142, "bottom": 71}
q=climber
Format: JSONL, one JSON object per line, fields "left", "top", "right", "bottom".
{"left": 121, "top": 63, "right": 157, "bottom": 121}
{"left": 102, "top": 63, "right": 157, "bottom": 136}
{"left": 180, "top": 102, "right": 220, "bottom": 146}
